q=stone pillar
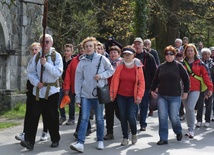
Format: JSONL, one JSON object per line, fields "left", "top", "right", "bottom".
{"left": 0, "top": 0, "right": 43, "bottom": 109}
{"left": 19, "top": 0, "right": 43, "bottom": 92}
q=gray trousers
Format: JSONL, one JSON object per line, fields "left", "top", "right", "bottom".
{"left": 183, "top": 91, "right": 200, "bottom": 132}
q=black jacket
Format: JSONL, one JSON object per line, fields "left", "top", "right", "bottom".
{"left": 136, "top": 50, "right": 157, "bottom": 89}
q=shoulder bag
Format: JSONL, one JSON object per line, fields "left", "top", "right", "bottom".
{"left": 94, "top": 56, "right": 111, "bottom": 104}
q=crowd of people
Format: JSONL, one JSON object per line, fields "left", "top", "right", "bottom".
{"left": 15, "top": 34, "right": 214, "bottom": 153}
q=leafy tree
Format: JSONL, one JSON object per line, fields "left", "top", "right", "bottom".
{"left": 93, "top": 0, "right": 135, "bottom": 45}
{"left": 48, "top": 0, "right": 99, "bottom": 51}
{"left": 147, "top": 0, "right": 214, "bottom": 60}
{"left": 134, "top": 0, "right": 148, "bottom": 39}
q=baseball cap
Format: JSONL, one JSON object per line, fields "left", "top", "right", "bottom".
{"left": 134, "top": 37, "right": 143, "bottom": 43}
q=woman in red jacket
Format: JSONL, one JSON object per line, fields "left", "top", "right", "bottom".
{"left": 110, "top": 45, "right": 145, "bottom": 146}
{"left": 183, "top": 44, "right": 213, "bottom": 138}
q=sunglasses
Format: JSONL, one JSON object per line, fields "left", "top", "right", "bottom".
{"left": 165, "top": 52, "right": 174, "bottom": 56}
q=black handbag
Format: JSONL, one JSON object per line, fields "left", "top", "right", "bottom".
{"left": 95, "top": 56, "right": 111, "bottom": 104}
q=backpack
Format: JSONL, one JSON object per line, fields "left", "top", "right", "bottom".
{"left": 35, "top": 49, "right": 63, "bottom": 87}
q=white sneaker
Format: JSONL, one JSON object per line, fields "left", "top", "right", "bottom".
{"left": 40, "top": 132, "right": 48, "bottom": 141}
{"left": 189, "top": 131, "right": 194, "bottom": 139}
{"left": 70, "top": 142, "right": 84, "bottom": 153}
{"left": 204, "top": 122, "right": 210, "bottom": 127}
{"left": 97, "top": 141, "right": 104, "bottom": 150}
{"left": 15, "top": 133, "right": 25, "bottom": 141}
{"left": 196, "top": 122, "right": 202, "bottom": 127}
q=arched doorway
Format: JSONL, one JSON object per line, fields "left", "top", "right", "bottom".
{"left": 0, "top": 11, "right": 9, "bottom": 90}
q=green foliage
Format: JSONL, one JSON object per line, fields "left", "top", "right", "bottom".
{"left": 0, "top": 102, "right": 26, "bottom": 119}
{"left": 48, "top": 0, "right": 100, "bottom": 51}
{"left": 134, "top": 0, "right": 148, "bottom": 39}
{"left": 0, "top": 122, "right": 20, "bottom": 130}
{"left": 48, "top": 0, "right": 135, "bottom": 49}
{"left": 0, "top": 102, "right": 25, "bottom": 130}
{"left": 143, "top": 0, "right": 214, "bottom": 59}
{"left": 97, "top": 0, "right": 134, "bottom": 43}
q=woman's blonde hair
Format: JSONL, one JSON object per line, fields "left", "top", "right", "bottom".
{"left": 82, "top": 37, "right": 97, "bottom": 50}
{"left": 29, "top": 42, "right": 40, "bottom": 51}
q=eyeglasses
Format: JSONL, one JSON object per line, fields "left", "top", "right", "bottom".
{"left": 165, "top": 52, "right": 174, "bottom": 56}
{"left": 41, "top": 40, "right": 50, "bottom": 44}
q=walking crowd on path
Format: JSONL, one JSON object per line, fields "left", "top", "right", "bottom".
{"left": 14, "top": 34, "right": 214, "bottom": 153}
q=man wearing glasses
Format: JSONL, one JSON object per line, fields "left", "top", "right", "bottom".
{"left": 20, "top": 34, "right": 63, "bottom": 150}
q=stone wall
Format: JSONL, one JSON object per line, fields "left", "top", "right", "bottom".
{"left": 0, "top": 0, "right": 43, "bottom": 110}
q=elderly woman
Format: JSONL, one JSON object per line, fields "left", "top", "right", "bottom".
{"left": 104, "top": 45, "right": 122, "bottom": 140}
{"left": 182, "top": 44, "right": 213, "bottom": 138}
{"left": 195, "top": 48, "right": 214, "bottom": 128}
{"left": 70, "top": 37, "right": 114, "bottom": 153}
{"left": 110, "top": 45, "right": 145, "bottom": 146}
{"left": 151, "top": 45, "right": 190, "bottom": 145}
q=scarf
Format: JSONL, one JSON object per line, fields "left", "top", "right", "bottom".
{"left": 86, "top": 52, "right": 95, "bottom": 60}
{"left": 110, "top": 57, "right": 122, "bottom": 69}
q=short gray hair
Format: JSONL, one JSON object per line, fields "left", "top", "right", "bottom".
{"left": 201, "top": 48, "right": 211, "bottom": 55}
{"left": 39, "top": 34, "right": 53, "bottom": 43}
{"left": 144, "top": 39, "right": 151, "bottom": 45}
{"left": 175, "top": 38, "right": 182, "bottom": 44}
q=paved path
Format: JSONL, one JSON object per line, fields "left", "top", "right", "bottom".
{"left": 0, "top": 112, "right": 214, "bottom": 155}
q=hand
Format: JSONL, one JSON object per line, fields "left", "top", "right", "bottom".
{"left": 94, "top": 74, "right": 101, "bottom": 80}
{"left": 181, "top": 92, "right": 188, "bottom": 100}
{"left": 64, "top": 90, "right": 69, "bottom": 95}
{"left": 151, "top": 91, "right": 158, "bottom": 99}
{"left": 111, "top": 97, "right": 114, "bottom": 102}
{"left": 37, "top": 82, "right": 43, "bottom": 89}
{"left": 135, "top": 98, "right": 141, "bottom": 104}
{"left": 205, "top": 90, "right": 213, "bottom": 99}
{"left": 40, "top": 57, "right": 46, "bottom": 65}
{"left": 76, "top": 103, "right": 81, "bottom": 108}
{"left": 207, "top": 90, "right": 213, "bottom": 97}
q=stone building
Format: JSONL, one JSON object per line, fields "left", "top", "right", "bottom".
{"left": 0, "top": 0, "right": 44, "bottom": 110}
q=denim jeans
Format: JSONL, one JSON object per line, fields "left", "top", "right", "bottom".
{"left": 77, "top": 97, "right": 104, "bottom": 144}
{"left": 139, "top": 89, "right": 150, "bottom": 128}
{"left": 158, "top": 95, "right": 182, "bottom": 141}
{"left": 58, "top": 88, "right": 75, "bottom": 120}
{"left": 183, "top": 91, "right": 200, "bottom": 132}
{"left": 117, "top": 94, "right": 138, "bottom": 139}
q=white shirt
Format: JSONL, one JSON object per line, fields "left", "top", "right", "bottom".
{"left": 27, "top": 47, "right": 63, "bottom": 98}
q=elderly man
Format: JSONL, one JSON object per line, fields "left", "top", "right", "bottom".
{"left": 144, "top": 39, "right": 160, "bottom": 66}
{"left": 20, "top": 34, "right": 63, "bottom": 150}
{"left": 175, "top": 38, "right": 184, "bottom": 53}
{"left": 134, "top": 37, "right": 157, "bottom": 131}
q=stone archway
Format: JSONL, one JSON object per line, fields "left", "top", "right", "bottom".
{"left": 0, "top": 11, "right": 9, "bottom": 90}
{"left": 0, "top": 11, "right": 9, "bottom": 49}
